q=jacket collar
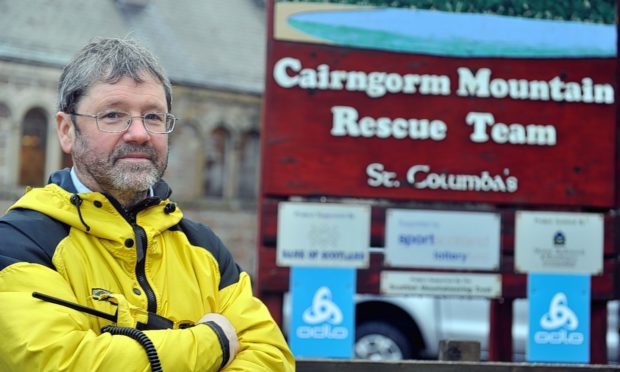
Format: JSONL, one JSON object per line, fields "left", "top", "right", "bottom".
{"left": 48, "top": 168, "right": 78, "bottom": 193}
{"left": 11, "top": 171, "right": 182, "bottom": 240}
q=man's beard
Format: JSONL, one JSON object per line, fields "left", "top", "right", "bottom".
{"left": 72, "top": 133, "right": 168, "bottom": 195}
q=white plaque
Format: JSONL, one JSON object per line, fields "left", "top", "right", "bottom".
{"left": 381, "top": 271, "right": 502, "bottom": 298}
{"left": 384, "top": 209, "right": 501, "bottom": 270}
{"left": 515, "top": 211, "right": 603, "bottom": 274}
{"left": 277, "top": 202, "right": 370, "bottom": 268}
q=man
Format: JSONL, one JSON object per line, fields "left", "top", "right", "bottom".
{"left": 0, "top": 38, "right": 294, "bottom": 371}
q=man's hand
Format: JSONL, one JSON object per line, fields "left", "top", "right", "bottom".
{"left": 199, "top": 313, "right": 240, "bottom": 369}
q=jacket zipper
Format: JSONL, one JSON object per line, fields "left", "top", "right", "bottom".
{"left": 108, "top": 196, "right": 161, "bottom": 317}
{"left": 132, "top": 222, "right": 157, "bottom": 314}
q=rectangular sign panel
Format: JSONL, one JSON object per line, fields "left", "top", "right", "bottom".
{"left": 262, "top": 0, "right": 617, "bottom": 207}
{"left": 527, "top": 273, "right": 590, "bottom": 363}
{"left": 515, "top": 211, "right": 604, "bottom": 274}
{"left": 381, "top": 271, "right": 501, "bottom": 298}
{"left": 385, "top": 209, "right": 501, "bottom": 270}
{"left": 289, "top": 267, "right": 355, "bottom": 358}
{"left": 277, "top": 202, "right": 370, "bottom": 268}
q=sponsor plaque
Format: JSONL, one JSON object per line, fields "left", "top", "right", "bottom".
{"left": 277, "top": 202, "right": 370, "bottom": 268}
{"left": 515, "top": 211, "right": 604, "bottom": 274}
{"left": 381, "top": 271, "right": 501, "bottom": 298}
{"left": 385, "top": 209, "right": 501, "bottom": 270}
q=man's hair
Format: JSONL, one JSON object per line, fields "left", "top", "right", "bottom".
{"left": 57, "top": 37, "right": 172, "bottom": 113}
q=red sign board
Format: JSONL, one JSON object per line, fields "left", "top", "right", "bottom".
{"left": 262, "top": 2, "right": 617, "bottom": 207}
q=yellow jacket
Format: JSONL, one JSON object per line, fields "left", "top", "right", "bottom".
{"left": 0, "top": 169, "right": 294, "bottom": 371}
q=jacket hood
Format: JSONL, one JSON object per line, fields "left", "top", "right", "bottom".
{"left": 9, "top": 169, "right": 182, "bottom": 240}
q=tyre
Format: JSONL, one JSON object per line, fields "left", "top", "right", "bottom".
{"left": 354, "top": 321, "right": 412, "bottom": 360}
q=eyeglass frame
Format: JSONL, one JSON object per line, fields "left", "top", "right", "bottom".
{"left": 69, "top": 111, "right": 177, "bottom": 134}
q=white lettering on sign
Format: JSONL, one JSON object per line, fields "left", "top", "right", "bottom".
{"left": 330, "top": 107, "right": 557, "bottom": 147}
{"left": 296, "top": 324, "right": 348, "bottom": 339}
{"left": 381, "top": 271, "right": 502, "bottom": 298}
{"left": 330, "top": 106, "right": 447, "bottom": 141}
{"left": 466, "top": 112, "right": 557, "bottom": 145}
{"left": 366, "top": 163, "right": 518, "bottom": 193}
{"left": 272, "top": 58, "right": 615, "bottom": 155}
{"left": 457, "top": 67, "right": 614, "bottom": 104}
{"left": 407, "top": 165, "right": 518, "bottom": 192}
{"left": 273, "top": 57, "right": 450, "bottom": 98}
{"left": 367, "top": 163, "right": 400, "bottom": 188}
{"left": 534, "top": 329, "right": 584, "bottom": 345}
{"left": 272, "top": 57, "right": 615, "bottom": 104}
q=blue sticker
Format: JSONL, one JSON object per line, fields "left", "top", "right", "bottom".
{"left": 527, "top": 273, "right": 590, "bottom": 363}
{"left": 289, "top": 267, "right": 356, "bottom": 358}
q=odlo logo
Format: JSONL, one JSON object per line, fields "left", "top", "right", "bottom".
{"left": 296, "top": 287, "right": 348, "bottom": 340}
{"left": 534, "top": 292, "right": 584, "bottom": 345}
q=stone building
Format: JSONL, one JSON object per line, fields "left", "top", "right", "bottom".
{"left": 0, "top": 0, "right": 268, "bottom": 275}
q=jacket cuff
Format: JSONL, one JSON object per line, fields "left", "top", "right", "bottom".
{"left": 202, "top": 320, "right": 230, "bottom": 369}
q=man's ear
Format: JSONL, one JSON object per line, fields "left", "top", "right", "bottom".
{"left": 56, "top": 111, "right": 75, "bottom": 154}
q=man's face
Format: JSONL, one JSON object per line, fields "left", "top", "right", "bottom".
{"left": 60, "top": 75, "right": 169, "bottom": 195}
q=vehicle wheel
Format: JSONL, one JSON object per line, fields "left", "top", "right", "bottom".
{"left": 355, "top": 321, "right": 412, "bottom": 360}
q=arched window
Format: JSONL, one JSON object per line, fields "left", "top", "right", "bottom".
{"left": 19, "top": 108, "right": 48, "bottom": 186}
{"left": 237, "top": 129, "right": 260, "bottom": 199}
{"left": 203, "top": 126, "right": 230, "bottom": 197}
{"left": 166, "top": 122, "right": 202, "bottom": 199}
{"left": 0, "top": 103, "right": 11, "bottom": 185}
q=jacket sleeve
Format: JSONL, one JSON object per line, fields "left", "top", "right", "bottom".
{"left": 216, "top": 272, "right": 295, "bottom": 371}
{"left": 180, "top": 219, "right": 296, "bottom": 371}
{"left": 0, "top": 261, "right": 231, "bottom": 371}
{"left": 0, "top": 217, "right": 290, "bottom": 371}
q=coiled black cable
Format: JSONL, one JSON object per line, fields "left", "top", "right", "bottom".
{"left": 102, "top": 325, "right": 162, "bottom": 372}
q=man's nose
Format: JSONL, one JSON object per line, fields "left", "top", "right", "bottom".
{"left": 122, "top": 117, "right": 151, "bottom": 143}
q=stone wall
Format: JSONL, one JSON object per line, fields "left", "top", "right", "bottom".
{"left": 182, "top": 205, "right": 259, "bottom": 278}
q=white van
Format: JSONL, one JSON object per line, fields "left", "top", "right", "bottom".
{"left": 353, "top": 294, "right": 618, "bottom": 362}
{"left": 284, "top": 267, "right": 619, "bottom": 363}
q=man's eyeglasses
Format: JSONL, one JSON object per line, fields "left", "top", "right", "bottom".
{"left": 71, "top": 111, "right": 176, "bottom": 134}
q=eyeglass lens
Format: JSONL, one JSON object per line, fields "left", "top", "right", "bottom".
{"left": 97, "top": 112, "right": 174, "bottom": 133}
